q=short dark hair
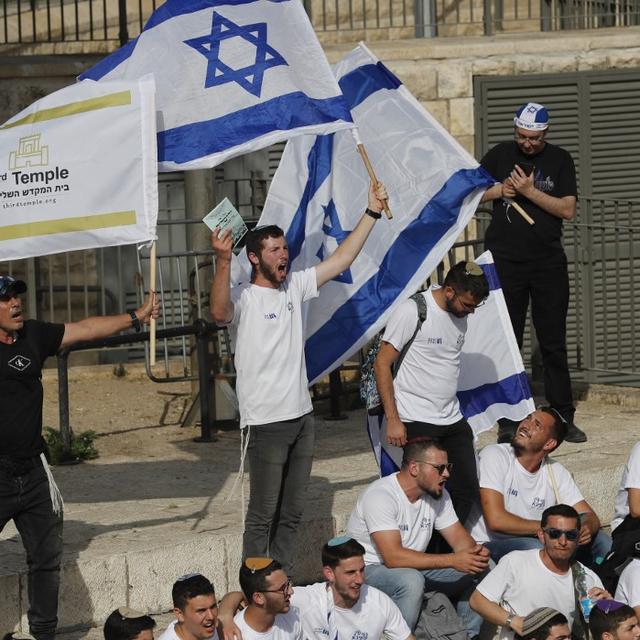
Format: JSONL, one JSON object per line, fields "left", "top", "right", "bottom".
{"left": 246, "top": 225, "right": 284, "bottom": 258}
{"left": 443, "top": 261, "right": 489, "bottom": 303}
{"left": 519, "top": 612, "right": 568, "bottom": 640}
{"left": 239, "top": 558, "right": 282, "bottom": 602}
{"left": 538, "top": 406, "right": 568, "bottom": 448}
{"left": 540, "top": 504, "right": 579, "bottom": 528}
{"left": 401, "top": 438, "right": 446, "bottom": 468}
{"left": 103, "top": 608, "right": 155, "bottom": 640}
{"left": 589, "top": 602, "right": 637, "bottom": 640}
{"left": 171, "top": 574, "right": 215, "bottom": 610}
{"left": 321, "top": 538, "right": 366, "bottom": 569}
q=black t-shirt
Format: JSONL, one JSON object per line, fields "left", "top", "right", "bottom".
{"left": 0, "top": 319, "right": 65, "bottom": 458}
{"left": 480, "top": 141, "right": 577, "bottom": 262}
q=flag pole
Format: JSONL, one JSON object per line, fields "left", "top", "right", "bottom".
{"left": 149, "top": 241, "right": 157, "bottom": 366}
{"left": 351, "top": 129, "right": 392, "bottom": 219}
{"left": 502, "top": 197, "right": 535, "bottom": 225}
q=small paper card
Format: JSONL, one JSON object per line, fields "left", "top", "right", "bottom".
{"left": 203, "top": 197, "right": 248, "bottom": 246}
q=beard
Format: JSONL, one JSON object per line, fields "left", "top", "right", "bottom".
{"left": 256, "top": 257, "right": 285, "bottom": 286}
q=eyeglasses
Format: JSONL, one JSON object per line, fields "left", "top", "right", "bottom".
{"left": 452, "top": 290, "right": 486, "bottom": 311}
{"left": 262, "top": 579, "right": 292, "bottom": 595}
{"left": 543, "top": 527, "right": 579, "bottom": 541}
{"left": 514, "top": 132, "right": 545, "bottom": 144}
{"left": 415, "top": 461, "right": 453, "bottom": 475}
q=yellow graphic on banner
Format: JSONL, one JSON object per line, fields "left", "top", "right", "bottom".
{"left": 0, "top": 211, "right": 137, "bottom": 241}
{"left": 9, "top": 134, "right": 49, "bottom": 170}
{"left": 1, "top": 91, "right": 132, "bottom": 130}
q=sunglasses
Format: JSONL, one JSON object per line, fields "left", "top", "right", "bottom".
{"left": 543, "top": 527, "right": 579, "bottom": 541}
{"left": 415, "top": 461, "right": 454, "bottom": 475}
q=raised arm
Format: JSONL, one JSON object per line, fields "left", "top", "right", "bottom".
{"left": 210, "top": 227, "right": 235, "bottom": 325}
{"left": 315, "top": 181, "right": 386, "bottom": 288}
{"left": 59, "top": 291, "right": 160, "bottom": 349}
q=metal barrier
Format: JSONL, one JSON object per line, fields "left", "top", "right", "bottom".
{"left": 0, "top": 0, "right": 637, "bottom": 46}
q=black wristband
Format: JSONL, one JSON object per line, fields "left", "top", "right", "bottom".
{"left": 365, "top": 207, "right": 382, "bottom": 220}
{"left": 129, "top": 310, "right": 142, "bottom": 333}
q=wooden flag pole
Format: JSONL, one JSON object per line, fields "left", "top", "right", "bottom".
{"left": 502, "top": 197, "right": 535, "bottom": 225}
{"left": 149, "top": 241, "right": 157, "bottom": 366}
{"left": 356, "top": 143, "right": 393, "bottom": 220}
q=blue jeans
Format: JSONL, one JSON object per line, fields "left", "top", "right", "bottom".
{"left": 242, "top": 413, "right": 315, "bottom": 573}
{"left": 0, "top": 457, "right": 63, "bottom": 640}
{"left": 364, "top": 563, "right": 485, "bottom": 635}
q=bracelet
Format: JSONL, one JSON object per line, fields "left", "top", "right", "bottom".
{"left": 505, "top": 615, "right": 513, "bottom": 629}
{"left": 365, "top": 207, "right": 382, "bottom": 220}
{"left": 129, "top": 310, "right": 142, "bottom": 333}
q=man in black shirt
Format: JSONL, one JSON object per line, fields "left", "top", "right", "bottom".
{"left": 0, "top": 275, "right": 160, "bottom": 640}
{"left": 480, "top": 102, "right": 586, "bottom": 444}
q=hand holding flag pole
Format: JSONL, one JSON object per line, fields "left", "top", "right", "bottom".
{"left": 352, "top": 129, "right": 392, "bottom": 219}
{"left": 502, "top": 197, "right": 535, "bottom": 225}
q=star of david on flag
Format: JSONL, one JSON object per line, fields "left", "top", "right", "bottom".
{"left": 316, "top": 200, "right": 354, "bottom": 284}
{"left": 81, "top": 0, "right": 354, "bottom": 171}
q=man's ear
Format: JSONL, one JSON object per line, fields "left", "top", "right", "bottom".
{"left": 248, "top": 251, "right": 259, "bottom": 267}
{"left": 536, "top": 527, "right": 545, "bottom": 545}
{"left": 322, "top": 566, "right": 335, "bottom": 583}
{"left": 602, "top": 631, "right": 615, "bottom": 640}
{"left": 174, "top": 607, "right": 185, "bottom": 623}
{"left": 252, "top": 591, "right": 266, "bottom": 606}
{"left": 542, "top": 437, "right": 558, "bottom": 453}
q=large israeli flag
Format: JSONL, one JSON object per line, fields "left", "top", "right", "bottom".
{"left": 234, "top": 43, "right": 496, "bottom": 383}
{"left": 368, "top": 250, "right": 535, "bottom": 476}
{"left": 80, "top": 0, "right": 354, "bottom": 171}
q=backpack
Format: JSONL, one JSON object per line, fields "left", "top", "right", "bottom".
{"left": 594, "top": 514, "right": 640, "bottom": 593}
{"left": 414, "top": 591, "right": 468, "bottom": 640}
{"left": 359, "top": 292, "right": 428, "bottom": 415}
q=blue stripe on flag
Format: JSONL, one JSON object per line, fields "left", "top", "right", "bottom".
{"left": 380, "top": 449, "right": 400, "bottom": 476}
{"left": 304, "top": 165, "right": 495, "bottom": 381}
{"left": 480, "top": 261, "right": 501, "bottom": 291}
{"left": 286, "top": 135, "right": 334, "bottom": 263}
{"left": 457, "top": 372, "right": 532, "bottom": 419}
{"left": 338, "top": 62, "right": 402, "bottom": 111}
{"left": 159, "top": 93, "right": 351, "bottom": 165}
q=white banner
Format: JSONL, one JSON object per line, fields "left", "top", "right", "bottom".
{"left": 0, "top": 77, "right": 158, "bottom": 261}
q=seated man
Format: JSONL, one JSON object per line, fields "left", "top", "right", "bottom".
{"left": 234, "top": 558, "right": 302, "bottom": 640}
{"left": 611, "top": 441, "right": 640, "bottom": 533}
{"left": 615, "top": 559, "right": 640, "bottom": 619}
{"left": 589, "top": 600, "right": 640, "bottom": 640}
{"left": 469, "top": 504, "right": 609, "bottom": 640}
{"left": 345, "top": 438, "right": 490, "bottom": 634}
{"left": 218, "top": 537, "right": 413, "bottom": 640}
{"left": 158, "top": 573, "right": 219, "bottom": 640}
{"left": 519, "top": 608, "right": 570, "bottom": 640}
{"left": 468, "top": 407, "right": 610, "bottom": 564}
{"left": 104, "top": 608, "right": 156, "bottom": 640}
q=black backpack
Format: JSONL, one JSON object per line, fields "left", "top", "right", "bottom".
{"left": 595, "top": 515, "right": 640, "bottom": 593}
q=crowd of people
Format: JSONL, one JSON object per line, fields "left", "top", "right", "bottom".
{"left": 2, "top": 100, "right": 639, "bottom": 640}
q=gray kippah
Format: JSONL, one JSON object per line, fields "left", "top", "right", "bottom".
{"left": 521, "top": 608, "right": 564, "bottom": 637}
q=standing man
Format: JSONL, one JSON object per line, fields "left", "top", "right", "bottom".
{"left": 210, "top": 182, "right": 387, "bottom": 571}
{"left": 374, "top": 261, "right": 489, "bottom": 524}
{"left": 480, "top": 102, "right": 586, "bottom": 444}
{"left": 346, "top": 439, "right": 490, "bottom": 634}
{"left": 0, "top": 274, "right": 159, "bottom": 640}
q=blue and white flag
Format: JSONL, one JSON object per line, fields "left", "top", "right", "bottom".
{"left": 368, "top": 250, "right": 535, "bottom": 477}
{"left": 80, "top": 0, "right": 354, "bottom": 171}
{"left": 233, "top": 43, "right": 495, "bottom": 383}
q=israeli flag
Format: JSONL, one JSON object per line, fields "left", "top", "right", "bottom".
{"left": 234, "top": 43, "right": 496, "bottom": 383}
{"left": 80, "top": 0, "right": 354, "bottom": 171}
{"left": 368, "top": 251, "right": 535, "bottom": 477}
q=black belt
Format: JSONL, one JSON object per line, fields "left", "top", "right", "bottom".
{"left": 0, "top": 454, "right": 42, "bottom": 476}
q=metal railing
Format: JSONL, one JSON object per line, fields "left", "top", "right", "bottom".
{"left": 0, "top": 0, "right": 637, "bottom": 46}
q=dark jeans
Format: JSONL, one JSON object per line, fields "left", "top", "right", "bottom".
{"left": 406, "top": 418, "right": 478, "bottom": 526}
{"left": 493, "top": 253, "right": 575, "bottom": 423}
{"left": 0, "top": 458, "right": 63, "bottom": 640}
{"left": 242, "top": 413, "right": 315, "bottom": 573}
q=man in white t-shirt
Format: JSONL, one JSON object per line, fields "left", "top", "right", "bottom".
{"left": 374, "top": 261, "right": 489, "bottom": 526}
{"left": 468, "top": 407, "right": 609, "bottom": 564}
{"left": 157, "top": 573, "right": 220, "bottom": 640}
{"left": 611, "top": 442, "right": 640, "bottom": 533}
{"left": 615, "top": 558, "right": 640, "bottom": 619}
{"left": 210, "top": 183, "right": 387, "bottom": 571}
{"left": 217, "top": 536, "right": 413, "bottom": 640}
{"left": 469, "top": 504, "right": 610, "bottom": 640}
{"left": 346, "top": 439, "right": 490, "bottom": 634}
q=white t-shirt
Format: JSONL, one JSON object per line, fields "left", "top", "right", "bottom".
{"left": 291, "top": 582, "right": 410, "bottom": 640}
{"left": 234, "top": 607, "right": 303, "bottom": 640}
{"left": 615, "top": 558, "right": 640, "bottom": 607}
{"left": 230, "top": 268, "right": 318, "bottom": 428}
{"left": 346, "top": 472, "right": 459, "bottom": 565}
{"left": 611, "top": 441, "right": 640, "bottom": 531}
{"left": 476, "top": 549, "right": 603, "bottom": 640}
{"left": 469, "top": 444, "right": 584, "bottom": 542}
{"left": 382, "top": 286, "right": 467, "bottom": 425}
{"left": 157, "top": 621, "right": 220, "bottom": 640}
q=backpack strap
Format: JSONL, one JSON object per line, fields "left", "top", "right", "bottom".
{"left": 392, "top": 292, "right": 428, "bottom": 378}
{"left": 570, "top": 562, "right": 591, "bottom": 640}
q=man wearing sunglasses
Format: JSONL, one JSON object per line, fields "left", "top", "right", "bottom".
{"left": 479, "top": 102, "right": 586, "bottom": 445}
{"left": 467, "top": 407, "right": 609, "bottom": 564}
{"left": 373, "top": 261, "right": 489, "bottom": 527}
{"left": 0, "top": 274, "right": 159, "bottom": 640}
{"left": 469, "top": 504, "right": 609, "bottom": 640}
{"left": 346, "top": 439, "right": 490, "bottom": 635}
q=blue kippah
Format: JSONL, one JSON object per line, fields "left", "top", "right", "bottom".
{"left": 514, "top": 102, "right": 549, "bottom": 131}
{"left": 327, "top": 535, "right": 352, "bottom": 547}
